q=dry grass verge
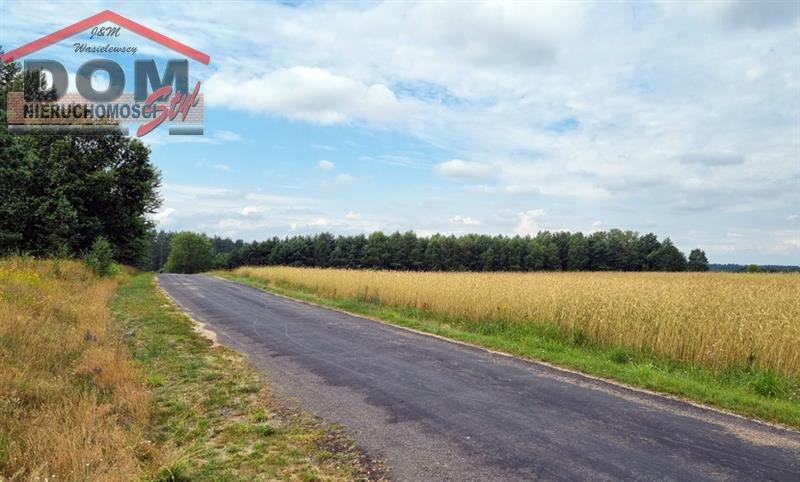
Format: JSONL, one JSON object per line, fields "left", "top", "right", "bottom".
{"left": 0, "top": 260, "right": 381, "bottom": 481}
{"left": 0, "top": 257, "right": 148, "bottom": 480}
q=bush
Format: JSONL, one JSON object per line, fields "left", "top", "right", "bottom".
{"left": 164, "top": 232, "right": 215, "bottom": 274}
{"left": 84, "top": 237, "right": 117, "bottom": 276}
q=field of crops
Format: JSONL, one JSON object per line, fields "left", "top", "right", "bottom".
{"left": 234, "top": 267, "right": 800, "bottom": 378}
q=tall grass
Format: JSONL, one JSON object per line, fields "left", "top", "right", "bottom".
{"left": 0, "top": 258, "right": 148, "bottom": 480}
{"left": 234, "top": 267, "right": 800, "bottom": 378}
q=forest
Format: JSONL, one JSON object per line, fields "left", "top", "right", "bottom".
{"left": 150, "top": 229, "right": 710, "bottom": 273}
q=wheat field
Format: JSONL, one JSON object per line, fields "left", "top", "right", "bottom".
{"left": 234, "top": 267, "right": 800, "bottom": 378}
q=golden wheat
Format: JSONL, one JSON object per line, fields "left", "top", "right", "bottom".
{"left": 0, "top": 258, "right": 149, "bottom": 481}
{"left": 235, "top": 267, "right": 800, "bottom": 378}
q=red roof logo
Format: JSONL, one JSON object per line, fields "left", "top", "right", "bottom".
{"left": 1, "top": 10, "right": 210, "bottom": 64}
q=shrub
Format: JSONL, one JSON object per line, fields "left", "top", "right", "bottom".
{"left": 164, "top": 232, "right": 215, "bottom": 274}
{"left": 84, "top": 237, "right": 117, "bottom": 276}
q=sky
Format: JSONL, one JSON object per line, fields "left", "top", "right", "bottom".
{"left": 1, "top": 0, "right": 799, "bottom": 264}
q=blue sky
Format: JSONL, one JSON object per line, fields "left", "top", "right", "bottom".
{"left": 1, "top": 0, "right": 798, "bottom": 264}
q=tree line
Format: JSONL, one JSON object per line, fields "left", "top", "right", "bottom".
{"left": 0, "top": 49, "right": 161, "bottom": 265}
{"left": 153, "top": 229, "right": 711, "bottom": 273}
{"left": 709, "top": 263, "right": 800, "bottom": 273}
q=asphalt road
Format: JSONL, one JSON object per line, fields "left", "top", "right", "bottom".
{"left": 157, "top": 274, "right": 800, "bottom": 481}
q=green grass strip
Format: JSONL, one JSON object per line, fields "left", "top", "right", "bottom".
{"left": 111, "top": 273, "right": 379, "bottom": 481}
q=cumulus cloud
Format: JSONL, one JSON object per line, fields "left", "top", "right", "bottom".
{"left": 152, "top": 207, "right": 175, "bottom": 225}
{"left": 514, "top": 209, "right": 546, "bottom": 235}
{"left": 240, "top": 206, "right": 266, "bottom": 216}
{"left": 345, "top": 211, "right": 363, "bottom": 220}
{"left": 434, "top": 159, "right": 495, "bottom": 179}
{"left": 205, "top": 67, "right": 412, "bottom": 125}
{"left": 318, "top": 160, "right": 335, "bottom": 170}
{"left": 779, "top": 238, "right": 800, "bottom": 252}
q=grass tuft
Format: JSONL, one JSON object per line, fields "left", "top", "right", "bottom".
{"left": 610, "top": 348, "right": 634, "bottom": 364}
{"left": 750, "top": 371, "right": 788, "bottom": 399}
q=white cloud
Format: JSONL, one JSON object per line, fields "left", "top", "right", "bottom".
{"left": 449, "top": 215, "right": 480, "bottom": 226}
{"left": 434, "top": 159, "right": 495, "bottom": 179}
{"left": 318, "top": 159, "right": 335, "bottom": 170}
{"left": 779, "top": 238, "right": 800, "bottom": 252}
{"left": 515, "top": 209, "right": 546, "bottom": 235}
{"left": 466, "top": 185, "right": 496, "bottom": 193}
{"left": 345, "top": 211, "right": 363, "bottom": 220}
{"left": 240, "top": 206, "right": 266, "bottom": 216}
{"left": 787, "top": 214, "right": 799, "bottom": 221}
{"left": 152, "top": 207, "right": 175, "bottom": 225}
{"left": 205, "top": 67, "right": 413, "bottom": 125}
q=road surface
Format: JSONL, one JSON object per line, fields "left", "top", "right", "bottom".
{"left": 158, "top": 274, "right": 800, "bottom": 481}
